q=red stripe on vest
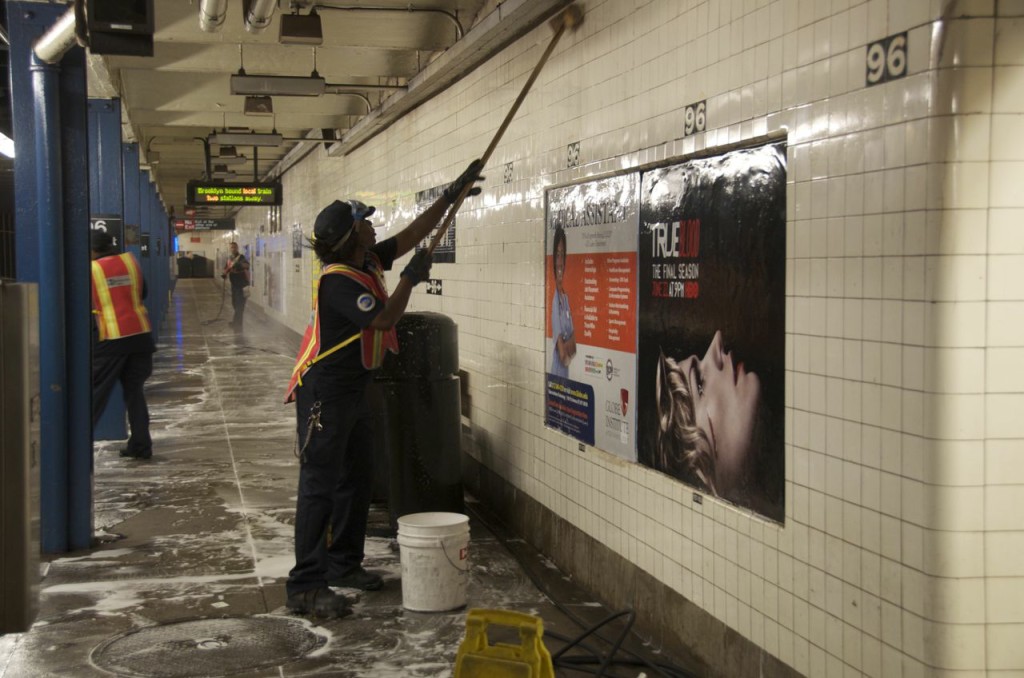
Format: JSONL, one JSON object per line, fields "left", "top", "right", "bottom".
{"left": 284, "top": 253, "right": 399, "bottom": 403}
{"left": 91, "top": 253, "right": 151, "bottom": 341}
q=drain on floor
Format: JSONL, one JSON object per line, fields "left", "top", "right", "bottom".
{"left": 90, "top": 616, "right": 325, "bottom": 677}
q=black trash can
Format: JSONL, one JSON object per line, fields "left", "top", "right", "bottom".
{"left": 191, "top": 255, "right": 212, "bottom": 278}
{"left": 376, "top": 312, "right": 464, "bottom": 526}
{"left": 176, "top": 256, "right": 192, "bottom": 278}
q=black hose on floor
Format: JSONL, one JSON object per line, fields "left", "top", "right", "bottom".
{"left": 464, "top": 500, "right": 701, "bottom": 678}
{"left": 200, "top": 276, "right": 228, "bottom": 325}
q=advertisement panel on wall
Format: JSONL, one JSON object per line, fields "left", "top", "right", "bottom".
{"left": 292, "top": 223, "right": 303, "bottom": 259}
{"left": 636, "top": 141, "right": 787, "bottom": 522}
{"left": 416, "top": 185, "right": 456, "bottom": 263}
{"left": 267, "top": 251, "right": 284, "bottom": 312}
{"left": 544, "top": 174, "right": 639, "bottom": 461}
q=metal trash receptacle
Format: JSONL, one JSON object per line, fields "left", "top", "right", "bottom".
{"left": 376, "top": 312, "right": 464, "bottom": 525}
{"left": 0, "top": 282, "right": 41, "bottom": 633}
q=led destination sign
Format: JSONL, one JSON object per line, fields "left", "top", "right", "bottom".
{"left": 187, "top": 180, "right": 282, "bottom": 206}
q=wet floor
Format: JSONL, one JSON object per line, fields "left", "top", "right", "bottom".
{"left": 0, "top": 279, "right": 698, "bottom": 678}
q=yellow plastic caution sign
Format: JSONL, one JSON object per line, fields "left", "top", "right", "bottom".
{"left": 454, "top": 609, "right": 555, "bottom": 678}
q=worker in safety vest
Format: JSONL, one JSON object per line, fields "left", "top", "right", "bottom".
{"left": 222, "top": 241, "right": 250, "bottom": 330}
{"left": 281, "top": 160, "right": 483, "bottom": 618}
{"left": 90, "top": 229, "right": 156, "bottom": 460}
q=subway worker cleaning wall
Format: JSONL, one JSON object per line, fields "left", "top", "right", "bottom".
{"left": 90, "top": 229, "right": 156, "bottom": 460}
{"left": 281, "top": 161, "right": 484, "bottom": 618}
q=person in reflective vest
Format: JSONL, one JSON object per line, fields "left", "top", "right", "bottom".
{"left": 283, "top": 160, "right": 483, "bottom": 618}
{"left": 90, "top": 229, "right": 156, "bottom": 460}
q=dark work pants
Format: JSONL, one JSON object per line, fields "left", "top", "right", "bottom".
{"left": 92, "top": 351, "right": 153, "bottom": 456}
{"left": 230, "top": 282, "right": 246, "bottom": 327}
{"left": 287, "top": 373, "right": 375, "bottom": 596}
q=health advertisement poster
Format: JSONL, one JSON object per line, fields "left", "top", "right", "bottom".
{"left": 544, "top": 173, "right": 639, "bottom": 460}
{"left": 636, "top": 141, "right": 787, "bottom": 522}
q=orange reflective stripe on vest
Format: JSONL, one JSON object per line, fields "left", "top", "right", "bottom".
{"left": 283, "top": 254, "right": 398, "bottom": 403}
{"left": 91, "top": 253, "right": 151, "bottom": 341}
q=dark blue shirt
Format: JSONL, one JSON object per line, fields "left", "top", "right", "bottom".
{"left": 313, "top": 238, "right": 398, "bottom": 389}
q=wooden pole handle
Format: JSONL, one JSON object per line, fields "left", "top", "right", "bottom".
{"left": 426, "top": 14, "right": 571, "bottom": 256}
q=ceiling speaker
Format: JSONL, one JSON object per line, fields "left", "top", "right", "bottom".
{"left": 279, "top": 13, "right": 323, "bottom": 45}
{"left": 244, "top": 96, "right": 274, "bottom": 116}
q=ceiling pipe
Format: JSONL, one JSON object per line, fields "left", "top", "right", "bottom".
{"left": 313, "top": 4, "right": 463, "bottom": 40}
{"left": 322, "top": 91, "right": 372, "bottom": 113}
{"left": 33, "top": 5, "right": 78, "bottom": 64}
{"left": 245, "top": 0, "right": 278, "bottom": 34}
{"left": 198, "top": 0, "right": 228, "bottom": 33}
{"left": 194, "top": 136, "right": 213, "bottom": 179}
{"left": 325, "top": 82, "right": 406, "bottom": 91}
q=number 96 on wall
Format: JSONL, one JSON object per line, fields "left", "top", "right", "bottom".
{"left": 682, "top": 100, "right": 706, "bottom": 137}
{"left": 866, "top": 31, "right": 908, "bottom": 86}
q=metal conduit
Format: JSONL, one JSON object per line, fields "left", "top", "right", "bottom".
{"left": 32, "top": 6, "right": 77, "bottom": 64}
{"left": 325, "top": 82, "right": 406, "bottom": 91}
{"left": 198, "top": 0, "right": 228, "bottom": 32}
{"left": 245, "top": 0, "right": 278, "bottom": 34}
{"left": 314, "top": 4, "right": 464, "bottom": 40}
{"left": 321, "top": 90, "right": 372, "bottom": 113}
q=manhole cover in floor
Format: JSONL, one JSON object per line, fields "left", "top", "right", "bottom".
{"left": 90, "top": 616, "right": 325, "bottom": 677}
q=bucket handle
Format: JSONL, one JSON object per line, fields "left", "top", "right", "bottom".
{"left": 436, "top": 537, "right": 469, "bottom": 574}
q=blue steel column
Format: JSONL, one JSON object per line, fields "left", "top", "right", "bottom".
{"left": 61, "top": 43, "right": 93, "bottom": 552}
{"left": 140, "top": 173, "right": 154, "bottom": 322}
{"left": 10, "top": 3, "right": 47, "bottom": 278}
{"left": 158, "top": 205, "right": 168, "bottom": 327}
{"left": 122, "top": 143, "right": 141, "bottom": 259}
{"left": 150, "top": 187, "right": 164, "bottom": 331}
{"left": 89, "top": 100, "right": 127, "bottom": 442}
{"left": 10, "top": 2, "right": 93, "bottom": 552}
{"left": 29, "top": 55, "right": 68, "bottom": 553}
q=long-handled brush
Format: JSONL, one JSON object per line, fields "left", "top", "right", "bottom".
{"left": 425, "top": 3, "right": 585, "bottom": 255}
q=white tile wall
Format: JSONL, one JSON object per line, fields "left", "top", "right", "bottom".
{"left": 223, "top": 0, "right": 1024, "bottom": 675}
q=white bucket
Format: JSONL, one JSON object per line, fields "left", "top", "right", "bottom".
{"left": 396, "top": 512, "right": 470, "bottom": 612}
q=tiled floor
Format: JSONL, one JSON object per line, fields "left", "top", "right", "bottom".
{"left": 0, "top": 279, "right": 700, "bottom": 678}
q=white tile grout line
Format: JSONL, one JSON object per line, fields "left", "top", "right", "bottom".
{"left": 188, "top": 283, "right": 263, "bottom": 581}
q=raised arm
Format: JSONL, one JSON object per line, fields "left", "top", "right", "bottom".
{"left": 391, "top": 160, "right": 484, "bottom": 258}
{"left": 369, "top": 251, "right": 433, "bottom": 329}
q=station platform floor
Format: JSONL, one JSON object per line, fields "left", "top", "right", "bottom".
{"left": 0, "top": 279, "right": 703, "bottom": 678}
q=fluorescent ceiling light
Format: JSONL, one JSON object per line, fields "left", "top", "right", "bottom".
{"left": 231, "top": 72, "right": 324, "bottom": 97}
{"left": 209, "top": 131, "right": 283, "bottom": 147}
{"left": 0, "top": 132, "right": 14, "bottom": 158}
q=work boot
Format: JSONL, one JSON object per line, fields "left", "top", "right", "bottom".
{"left": 329, "top": 567, "right": 383, "bottom": 591}
{"left": 285, "top": 587, "right": 352, "bottom": 618}
{"left": 119, "top": 448, "right": 152, "bottom": 460}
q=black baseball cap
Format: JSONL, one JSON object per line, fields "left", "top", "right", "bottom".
{"left": 313, "top": 199, "right": 376, "bottom": 250}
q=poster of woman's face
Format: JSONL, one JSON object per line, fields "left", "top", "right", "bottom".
{"left": 636, "top": 142, "right": 787, "bottom": 522}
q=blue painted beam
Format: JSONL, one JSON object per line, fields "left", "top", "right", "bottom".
{"left": 89, "top": 99, "right": 127, "bottom": 443}
{"left": 10, "top": 1, "right": 93, "bottom": 552}
{"left": 88, "top": 100, "right": 124, "bottom": 216}
{"left": 62, "top": 51, "right": 93, "bottom": 553}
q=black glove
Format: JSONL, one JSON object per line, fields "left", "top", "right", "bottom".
{"left": 443, "top": 159, "right": 485, "bottom": 204}
{"left": 401, "top": 250, "right": 433, "bottom": 286}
